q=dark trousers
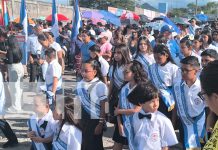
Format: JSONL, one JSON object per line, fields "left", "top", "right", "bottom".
{"left": 81, "top": 109, "right": 104, "bottom": 150}
{"left": 29, "top": 63, "right": 38, "bottom": 82}
{"left": 0, "top": 119, "right": 17, "bottom": 142}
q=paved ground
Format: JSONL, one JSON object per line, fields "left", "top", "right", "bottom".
{"left": 0, "top": 69, "right": 183, "bottom": 149}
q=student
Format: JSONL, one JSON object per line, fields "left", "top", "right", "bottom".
{"left": 201, "top": 30, "right": 218, "bottom": 52}
{"left": 27, "top": 94, "right": 55, "bottom": 150}
{"left": 200, "top": 49, "right": 218, "bottom": 138}
{"left": 75, "top": 59, "right": 108, "bottom": 150}
{"left": 193, "top": 35, "right": 203, "bottom": 56}
{"left": 173, "top": 56, "right": 206, "bottom": 149}
{"left": 52, "top": 96, "right": 82, "bottom": 150}
{"left": 201, "top": 49, "right": 218, "bottom": 68}
{"left": 200, "top": 61, "right": 218, "bottom": 150}
{"left": 134, "top": 36, "right": 155, "bottom": 74}
{"left": 148, "top": 44, "right": 180, "bottom": 119}
{"left": 180, "top": 36, "right": 201, "bottom": 63}
{"left": 44, "top": 32, "right": 64, "bottom": 71}
{"left": 127, "top": 82, "right": 178, "bottom": 150}
{"left": 89, "top": 44, "right": 109, "bottom": 84}
{"left": 107, "top": 44, "right": 131, "bottom": 149}
{"left": 44, "top": 48, "right": 62, "bottom": 95}
{"left": 114, "top": 60, "right": 148, "bottom": 150}
{"left": 108, "top": 44, "right": 131, "bottom": 123}
{"left": 212, "top": 30, "right": 218, "bottom": 47}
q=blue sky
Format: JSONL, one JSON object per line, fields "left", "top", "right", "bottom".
{"left": 38, "top": 0, "right": 218, "bottom": 8}
{"left": 140, "top": 0, "right": 218, "bottom": 9}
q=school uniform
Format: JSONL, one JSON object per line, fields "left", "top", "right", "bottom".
{"left": 45, "top": 59, "right": 62, "bottom": 93}
{"left": 108, "top": 65, "right": 125, "bottom": 123}
{"left": 148, "top": 62, "right": 180, "bottom": 115}
{"left": 134, "top": 53, "right": 155, "bottom": 74}
{"left": 172, "top": 79, "right": 206, "bottom": 149}
{"left": 28, "top": 109, "right": 56, "bottom": 150}
{"left": 50, "top": 42, "right": 62, "bottom": 61}
{"left": 98, "top": 56, "right": 110, "bottom": 77}
{"left": 52, "top": 122, "right": 82, "bottom": 150}
{"left": 117, "top": 83, "right": 137, "bottom": 149}
{"left": 75, "top": 77, "right": 108, "bottom": 150}
{"left": 133, "top": 110, "right": 178, "bottom": 150}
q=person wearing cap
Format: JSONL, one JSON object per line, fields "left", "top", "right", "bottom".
{"left": 160, "top": 25, "right": 182, "bottom": 66}
{"left": 212, "top": 30, "right": 218, "bottom": 48}
{"left": 98, "top": 32, "right": 112, "bottom": 62}
{"left": 189, "top": 18, "right": 200, "bottom": 35}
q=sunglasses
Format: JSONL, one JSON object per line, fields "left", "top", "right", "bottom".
{"left": 198, "top": 91, "right": 206, "bottom": 101}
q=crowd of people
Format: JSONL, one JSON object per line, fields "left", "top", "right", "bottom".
{"left": 0, "top": 16, "right": 218, "bottom": 150}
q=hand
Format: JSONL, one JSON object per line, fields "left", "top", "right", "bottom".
{"left": 94, "top": 123, "right": 103, "bottom": 135}
{"left": 27, "top": 131, "right": 36, "bottom": 138}
{"left": 206, "top": 126, "right": 213, "bottom": 133}
{"left": 118, "top": 124, "right": 124, "bottom": 136}
{"left": 114, "top": 107, "right": 120, "bottom": 116}
{"left": 31, "top": 136, "right": 43, "bottom": 143}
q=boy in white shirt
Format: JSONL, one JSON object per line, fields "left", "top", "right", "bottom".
{"left": 27, "top": 94, "right": 56, "bottom": 150}
{"left": 127, "top": 82, "right": 178, "bottom": 150}
{"left": 44, "top": 48, "right": 62, "bottom": 110}
{"left": 173, "top": 56, "right": 205, "bottom": 150}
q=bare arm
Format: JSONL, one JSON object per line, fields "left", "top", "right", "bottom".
{"left": 161, "top": 146, "right": 168, "bottom": 150}
{"left": 0, "top": 50, "right": 7, "bottom": 55}
{"left": 52, "top": 77, "right": 58, "bottom": 94}
{"left": 57, "top": 51, "right": 63, "bottom": 66}
{"left": 115, "top": 105, "right": 142, "bottom": 116}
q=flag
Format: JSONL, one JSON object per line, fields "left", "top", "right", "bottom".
{"left": 20, "top": 0, "right": 28, "bottom": 65}
{"left": 2, "top": 0, "right": 9, "bottom": 26}
{"left": 163, "top": 16, "right": 181, "bottom": 34}
{"left": 51, "top": 0, "right": 59, "bottom": 41}
{"left": 71, "top": 0, "right": 82, "bottom": 40}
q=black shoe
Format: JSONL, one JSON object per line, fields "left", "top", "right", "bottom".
{"left": 2, "top": 140, "right": 18, "bottom": 148}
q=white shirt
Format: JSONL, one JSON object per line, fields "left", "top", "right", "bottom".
{"left": 207, "top": 44, "right": 218, "bottom": 53}
{"left": 27, "top": 34, "right": 42, "bottom": 55}
{"left": 135, "top": 53, "right": 155, "bottom": 73}
{"left": 181, "top": 79, "right": 205, "bottom": 117}
{"left": 29, "top": 109, "right": 56, "bottom": 138}
{"left": 133, "top": 111, "right": 178, "bottom": 150}
{"left": 45, "top": 60, "right": 62, "bottom": 91}
{"left": 50, "top": 42, "right": 62, "bottom": 61}
{"left": 191, "top": 51, "right": 202, "bottom": 67}
{"left": 212, "top": 41, "right": 218, "bottom": 47}
{"left": 53, "top": 123, "right": 82, "bottom": 150}
{"left": 98, "top": 56, "right": 110, "bottom": 77}
{"left": 150, "top": 62, "right": 180, "bottom": 86}
{"left": 108, "top": 65, "right": 125, "bottom": 89}
{"left": 76, "top": 77, "right": 108, "bottom": 118}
